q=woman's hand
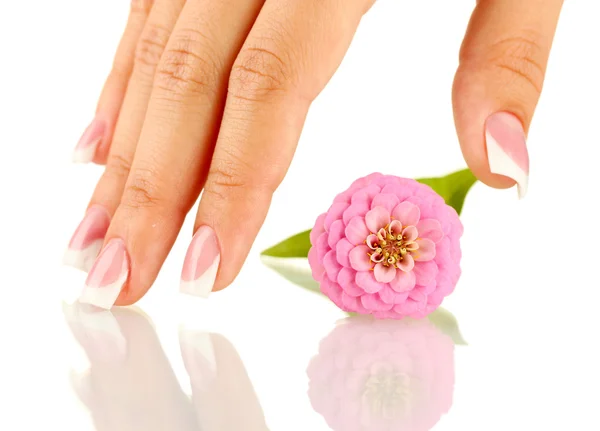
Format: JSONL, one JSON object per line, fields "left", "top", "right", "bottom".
{"left": 66, "top": 0, "right": 563, "bottom": 308}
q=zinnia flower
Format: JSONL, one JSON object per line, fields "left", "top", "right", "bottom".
{"left": 307, "top": 173, "right": 463, "bottom": 319}
{"left": 307, "top": 316, "right": 454, "bottom": 431}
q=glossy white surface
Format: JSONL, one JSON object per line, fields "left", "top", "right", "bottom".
{"left": 1, "top": 1, "right": 599, "bottom": 430}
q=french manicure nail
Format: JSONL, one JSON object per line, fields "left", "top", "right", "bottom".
{"left": 64, "top": 205, "right": 111, "bottom": 272}
{"left": 485, "top": 112, "right": 530, "bottom": 199}
{"left": 180, "top": 226, "right": 220, "bottom": 298}
{"left": 73, "top": 117, "right": 106, "bottom": 163}
{"left": 79, "top": 238, "right": 129, "bottom": 309}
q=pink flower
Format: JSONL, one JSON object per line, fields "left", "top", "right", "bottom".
{"left": 307, "top": 173, "right": 463, "bottom": 319}
{"left": 307, "top": 316, "right": 454, "bottom": 431}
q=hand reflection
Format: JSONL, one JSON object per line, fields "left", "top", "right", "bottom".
{"left": 307, "top": 316, "right": 455, "bottom": 431}
{"left": 63, "top": 304, "right": 268, "bottom": 431}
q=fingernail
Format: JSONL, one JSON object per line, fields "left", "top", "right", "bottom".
{"left": 79, "top": 238, "right": 129, "bottom": 309}
{"left": 63, "top": 205, "right": 111, "bottom": 272}
{"left": 180, "top": 226, "right": 220, "bottom": 298}
{"left": 73, "top": 117, "right": 106, "bottom": 163}
{"left": 485, "top": 112, "right": 530, "bottom": 199}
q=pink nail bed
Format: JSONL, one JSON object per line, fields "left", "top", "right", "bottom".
{"left": 180, "top": 226, "right": 221, "bottom": 298}
{"left": 73, "top": 117, "right": 105, "bottom": 163}
{"left": 79, "top": 238, "right": 129, "bottom": 309}
{"left": 485, "top": 111, "right": 530, "bottom": 198}
{"left": 64, "top": 205, "right": 111, "bottom": 272}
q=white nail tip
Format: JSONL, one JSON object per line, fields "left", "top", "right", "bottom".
{"left": 63, "top": 240, "right": 103, "bottom": 272}
{"left": 180, "top": 255, "right": 220, "bottom": 299}
{"left": 78, "top": 270, "right": 128, "bottom": 310}
{"left": 72, "top": 138, "right": 100, "bottom": 164}
{"left": 486, "top": 131, "right": 529, "bottom": 199}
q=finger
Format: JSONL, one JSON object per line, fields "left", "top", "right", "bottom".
{"left": 181, "top": 0, "right": 376, "bottom": 297}
{"left": 453, "top": 0, "right": 563, "bottom": 198}
{"left": 73, "top": 0, "right": 154, "bottom": 164}
{"left": 64, "top": 0, "right": 185, "bottom": 272}
{"left": 78, "top": 0, "right": 265, "bottom": 308}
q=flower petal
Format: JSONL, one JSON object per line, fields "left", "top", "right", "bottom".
{"left": 402, "top": 226, "right": 418, "bottom": 242}
{"left": 420, "top": 280, "right": 437, "bottom": 295}
{"left": 370, "top": 193, "right": 400, "bottom": 214}
{"left": 323, "top": 250, "right": 342, "bottom": 282}
{"left": 316, "top": 232, "right": 330, "bottom": 261}
{"left": 350, "top": 189, "right": 371, "bottom": 207}
{"left": 370, "top": 249, "right": 384, "bottom": 263}
{"left": 335, "top": 238, "right": 354, "bottom": 267}
{"left": 393, "top": 291, "right": 410, "bottom": 304}
{"left": 378, "top": 285, "right": 397, "bottom": 304}
{"left": 365, "top": 206, "right": 391, "bottom": 233}
{"left": 405, "top": 241, "right": 419, "bottom": 252}
{"left": 333, "top": 190, "right": 352, "bottom": 204}
{"left": 310, "top": 213, "right": 327, "bottom": 245}
{"left": 348, "top": 245, "right": 372, "bottom": 271}
{"left": 350, "top": 185, "right": 380, "bottom": 207}
{"left": 360, "top": 293, "right": 393, "bottom": 311}
{"left": 337, "top": 267, "right": 364, "bottom": 296}
{"left": 341, "top": 292, "right": 367, "bottom": 313}
{"left": 413, "top": 260, "right": 438, "bottom": 285}
{"left": 308, "top": 246, "right": 325, "bottom": 282}
{"left": 355, "top": 271, "right": 383, "bottom": 293}
{"left": 408, "top": 285, "right": 428, "bottom": 303}
{"left": 342, "top": 202, "right": 370, "bottom": 225}
{"left": 320, "top": 278, "right": 343, "bottom": 309}
{"left": 389, "top": 269, "right": 416, "bottom": 292}
{"left": 397, "top": 253, "right": 415, "bottom": 272}
{"left": 388, "top": 220, "right": 403, "bottom": 237}
{"left": 374, "top": 263, "right": 396, "bottom": 283}
{"left": 366, "top": 233, "right": 380, "bottom": 250}
{"left": 416, "top": 218, "right": 444, "bottom": 243}
{"left": 393, "top": 299, "right": 420, "bottom": 315}
{"left": 327, "top": 220, "right": 345, "bottom": 249}
{"left": 344, "top": 216, "right": 369, "bottom": 245}
{"left": 415, "top": 239, "right": 436, "bottom": 261}
{"left": 323, "top": 202, "right": 348, "bottom": 231}
{"left": 392, "top": 201, "right": 421, "bottom": 226}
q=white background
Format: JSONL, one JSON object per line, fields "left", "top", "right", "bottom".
{"left": 1, "top": 0, "right": 599, "bottom": 430}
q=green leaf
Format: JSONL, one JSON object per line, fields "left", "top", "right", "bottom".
{"left": 261, "top": 229, "right": 312, "bottom": 258}
{"left": 262, "top": 255, "right": 466, "bottom": 345}
{"left": 417, "top": 168, "right": 477, "bottom": 215}
{"left": 261, "top": 169, "right": 476, "bottom": 258}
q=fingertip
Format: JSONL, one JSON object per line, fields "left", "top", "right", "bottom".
{"left": 452, "top": 67, "right": 528, "bottom": 196}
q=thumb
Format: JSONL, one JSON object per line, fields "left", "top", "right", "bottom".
{"left": 452, "top": 0, "right": 563, "bottom": 198}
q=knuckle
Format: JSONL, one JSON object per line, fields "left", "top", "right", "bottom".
{"left": 154, "top": 29, "right": 221, "bottom": 98}
{"left": 134, "top": 23, "right": 171, "bottom": 77}
{"left": 465, "top": 32, "right": 547, "bottom": 95}
{"left": 491, "top": 34, "right": 546, "bottom": 94}
{"left": 205, "top": 147, "right": 280, "bottom": 201}
{"left": 122, "top": 169, "right": 164, "bottom": 210}
{"left": 105, "top": 153, "right": 133, "bottom": 182}
{"left": 229, "top": 47, "right": 291, "bottom": 102}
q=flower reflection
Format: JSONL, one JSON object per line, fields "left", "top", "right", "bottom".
{"left": 63, "top": 303, "right": 267, "bottom": 431}
{"left": 307, "top": 316, "right": 455, "bottom": 431}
